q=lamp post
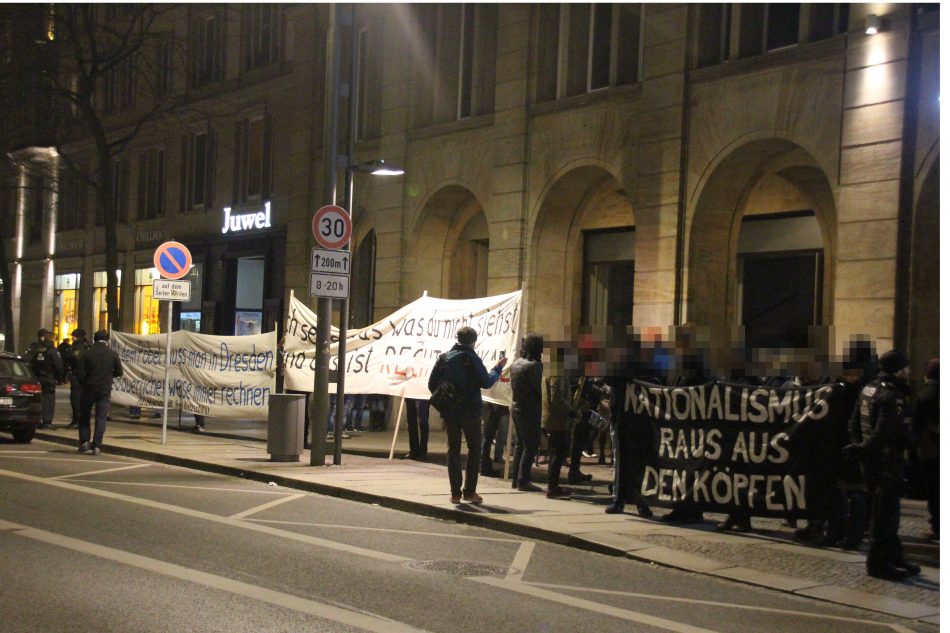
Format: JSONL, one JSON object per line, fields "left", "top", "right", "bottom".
{"left": 331, "top": 158, "right": 404, "bottom": 464}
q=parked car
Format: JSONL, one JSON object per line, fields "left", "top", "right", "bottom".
{"left": 0, "top": 352, "right": 42, "bottom": 443}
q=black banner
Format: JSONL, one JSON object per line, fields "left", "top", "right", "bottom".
{"left": 618, "top": 380, "right": 840, "bottom": 518}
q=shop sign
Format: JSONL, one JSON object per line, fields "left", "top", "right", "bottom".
{"left": 221, "top": 201, "right": 272, "bottom": 235}
{"left": 135, "top": 229, "right": 165, "bottom": 248}
{"left": 57, "top": 238, "right": 84, "bottom": 254}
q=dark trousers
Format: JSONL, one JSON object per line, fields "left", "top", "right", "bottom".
{"left": 79, "top": 390, "right": 110, "bottom": 448}
{"left": 545, "top": 429, "right": 571, "bottom": 488}
{"left": 569, "top": 417, "right": 588, "bottom": 472}
{"left": 406, "top": 399, "right": 430, "bottom": 458}
{"left": 511, "top": 416, "right": 540, "bottom": 487}
{"left": 70, "top": 376, "right": 82, "bottom": 424}
{"left": 827, "top": 489, "right": 868, "bottom": 544}
{"left": 921, "top": 458, "right": 939, "bottom": 532}
{"left": 481, "top": 405, "right": 506, "bottom": 469}
{"left": 445, "top": 416, "right": 482, "bottom": 497}
{"left": 41, "top": 387, "right": 56, "bottom": 424}
{"left": 867, "top": 473, "right": 903, "bottom": 571}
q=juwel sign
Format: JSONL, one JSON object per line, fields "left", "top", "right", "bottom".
{"left": 222, "top": 201, "right": 272, "bottom": 234}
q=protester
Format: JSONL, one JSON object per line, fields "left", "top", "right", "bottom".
{"left": 27, "top": 328, "right": 64, "bottom": 429}
{"left": 276, "top": 335, "right": 286, "bottom": 393}
{"left": 541, "top": 345, "right": 576, "bottom": 499}
{"left": 844, "top": 350, "right": 920, "bottom": 580}
{"left": 480, "top": 403, "right": 507, "bottom": 476}
{"left": 914, "top": 358, "right": 939, "bottom": 541}
{"left": 428, "top": 326, "right": 506, "bottom": 504}
{"left": 405, "top": 398, "right": 430, "bottom": 461}
{"left": 65, "top": 329, "right": 90, "bottom": 430}
{"left": 76, "top": 330, "right": 124, "bottom": 456}
{"left": 509, "top": 334, "right": 543, "bottom": 492}
{"left": 566, "top": 377, "right": 594, "bottom": 485}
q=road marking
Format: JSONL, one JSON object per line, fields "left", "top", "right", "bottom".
{"left": 471, "top": 576, "right": 721, "bottom": 633}
{"left": 0, "top": 467, "right": 408, "bottom": 563}
{"left": 66, "top": 480, "right": 291, "bottom": 495}
{"left": 230, "top": 493, "right": 306, "bottom": 519}
{"left": 524, "top": 582, "right": 917, "bottom": 633}
{"left": 0, "top": 455, "right": 130, "bottom": 465}
{"left": 54, "top": 463, "right": 151, "bottom": 480}
{"left": 0, "top": 518, "right": 428, "bottom": 633}
{"left": 505, "top": 541, "right": 535, "bottom": 581}
{"left": 245, "top": 519, "right": 523, "bottom": 543}
{"left": 0, "top": 450, "right": 51, "bottom": 454}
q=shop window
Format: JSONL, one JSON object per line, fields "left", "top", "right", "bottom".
{"left": 98, "top": 158, "right": 130, "bottom": 225}
{"left": 241, "top": 4, "right": 282, "bottom": 72}
{"left": 188, "top": 9, "right": 225, "bottom": 89}
{"left": 537, "top": 4, "right": 641, "bottom": 102}
{"left": 234, "top": 256, "right": 264, "bottom": 335}
{"left": 177, "top": 263, "right": 203, "bottom": 332}
{"left": 350, "top": 230, "right": 376, "bottom": 328}
{"left": 134, "top": 267, "right": 162, "bottom": 334}
{"left": 93, "top": 270, "right": 121, "bottom": 332}
{"left": 53, "top": 273, "right": 80, "bottom": 344}
{"left": 234, "top": 115, "right": 272, "bottom": 202}
{"left": 582, "top": 228, "right": 634, "bottom": 327}
{"left": 57, "top": 167, "right": 87, "bottom": 231}
{"left": 137, "top": 148, "right": 165, "bottom": 220}
{"left": 415, "top": 4, "right": 496, "bottom": 126}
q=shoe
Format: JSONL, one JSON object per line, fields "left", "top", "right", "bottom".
{"left": 732, "top": 520, "right": 752, "bottom": 533}
{"left": 400, "top": 453, "right": 417, "bottom": 460}
{"left": 567, "top": 471, "right": 593, "bottom": 484}
{"left": 837, "top": 538, "right": 861, "bottom": 551}
{"left": 450, "top": 495, "right": 462, "bottom": 504}
{"left": 480, "top": 467, "right": 498, "bottom": 477}
{"left": 637, "top": 505, "right": 653, "bottom": 518}
{"left": 661, "top": 510, "right": 685, "bottom": 523}
{"left": 91, "top": 447, "right": 101, "bottom": 456}
{"left": 414, "top": 455, "right": 428, "bottom": 463}
{"left": 714, "top": 520, "right": 734, "bottom": 532}
{"left": 867, "top": 564, "right": 909, "bottom": 581}
{"left": 192, "top": 426, "right": 205, "bottom": 434}
{"left": 605, "top": 502, "right": 625, "bottom": 514}
{"left": 66, "top": 423, "right": 78, "bottom": 430}
{"left": 517, "top": 483, "right": 543, "bottom": 492}
{"left": 77, "top": 442, "right": 91, "bottom": 453}
{"left": 546, "top": 487, "right": 571, "bottom": 499}
{"left": 894, "top": 561, "right": 921, "bottom": 576}
{"left": 462, "top": 492, "right": 483, "bottom": 504}
{"left": 39, "top": 423, "right": 53, "bottom": 430}
{"left": 582, "top": 451, "right": 597, "bottom": 458}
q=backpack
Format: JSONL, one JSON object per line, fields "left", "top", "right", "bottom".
{"left": 429, "top": 352, "right": 473, "bottom": 416}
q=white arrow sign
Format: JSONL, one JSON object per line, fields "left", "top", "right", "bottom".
{"left": 311, "top": 248, "right": 351, "bottom": 275}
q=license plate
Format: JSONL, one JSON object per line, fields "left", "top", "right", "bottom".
{"left": 0, "top": 397, "right": 12, "bottom": 406}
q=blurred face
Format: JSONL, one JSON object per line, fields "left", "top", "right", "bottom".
{"left": 898, "top": 366, "right": 911, "bottom": 381}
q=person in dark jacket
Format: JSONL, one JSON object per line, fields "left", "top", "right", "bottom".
{"left": 844, "top": 350, "right": 920, "bottom": 580}
{"left": 428, "top": 326, "right": 506, "bottom": 504}
{"left": 914, "top": 358, "right": 939, "bottom": 540}
{"left": 76, "top": 330, "right": 124, "bottom": 456}
{"left": 65, "top": 329, "right": 90, "bottom": 430}
{"left": 27, "top": 328, "right": 64, "bottom": 429}
{"left": 509, "top": 334, "right": 543, "bottom": 491}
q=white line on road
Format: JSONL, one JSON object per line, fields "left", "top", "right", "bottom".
{"left": 0, "top": 455, "right": 130, "bottom": 465}
{"left": 54, "top": 463, "right": 151, "bottom": 480}
{"left": 470, "top": 576, "right": 722, "bottom": 633}
{"left": 245, "top": 518, "right": 523, "bottom": 543}
{"left": 524, "top": 582, "right": 917, "bottom": 633}
{"left": 0, "top": 518, "right": 429, "bottom": 633}
{"left": 230, "top": 493, "right": 306, "bottom": 519}
{"left": 64, "top": 480, "right": 292, "bottom": 495}
{"left": 0, "top": 467, "right": 409, "bottom": 563}
{"left": 505, "top": 541, "right": 535, "bottom": 582}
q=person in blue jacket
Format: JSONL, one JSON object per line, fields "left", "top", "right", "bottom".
{"left": 428, "top": 326, "right": 507, "bottom": 505}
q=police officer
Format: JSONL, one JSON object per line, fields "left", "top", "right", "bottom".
{"left": 845, "top": 350, "right": 920, "bottom": 580}
{"left": 64, "top": 329, "right": 90, "bottom": 430}
{"left": 27, "top": 328, "right": 64, "bottom": 429}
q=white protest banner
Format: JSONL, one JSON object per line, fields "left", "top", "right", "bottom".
{"left": 283, "top": 290, "right": 522, "bottom": 405}
{"left": 110, "top": 330, "right": 277, "bottom": 420}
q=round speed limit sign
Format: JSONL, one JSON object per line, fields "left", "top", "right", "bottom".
{"left": 312, "top": 205, "right": 352, "bottom": 250}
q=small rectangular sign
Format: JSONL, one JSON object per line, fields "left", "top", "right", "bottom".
{"left": 309, "top": 272, "right": 349, "bottom": 299}
{"left": 153, "top": 279, "right": 191, "bottom": 302}
{"left": 311, "top": 248, "right": 351, "bottom": 275}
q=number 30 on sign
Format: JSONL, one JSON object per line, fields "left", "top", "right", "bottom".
{"left": 312, "top": 205, "right": 352, "bottom": 250}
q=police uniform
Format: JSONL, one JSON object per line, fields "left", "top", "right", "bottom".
{"left": 27, "top": 330, "right": 64, "bottom": 427}
{"left": 847, "top": 350, "right": 919, "bottom": 580}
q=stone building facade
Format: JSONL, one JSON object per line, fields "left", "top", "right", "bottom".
{"left": 3, "top": 3, "right": 940, "bottom": 374}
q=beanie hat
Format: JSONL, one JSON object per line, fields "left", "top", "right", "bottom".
{"left": 456, "top": 326, "right": 477, "bottom": 346}
{"left": 38, "top": 328, "right": 49, "bottom": 338}
{"left": 925, "top": 358, "right": 939, "bottom": 381}
{"left": 879, "top": 350, "right": 909, "bottom": 375}
{"left": 93, "top": 330, "right": 110, "bottom": 343}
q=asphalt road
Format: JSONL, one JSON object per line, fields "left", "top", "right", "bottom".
{"left": 0, "top": 440, "right": 935, "bottom": 633}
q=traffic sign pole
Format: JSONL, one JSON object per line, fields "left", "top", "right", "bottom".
{"left": 153, "top": 241, "right": 193, "bottom": 445}
{"left": 161, "top": 300, "right": 172, "bottom": 445}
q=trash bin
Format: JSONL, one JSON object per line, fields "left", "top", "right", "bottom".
{"left": 267, "top": 393, "right": 306, "bottom": 462}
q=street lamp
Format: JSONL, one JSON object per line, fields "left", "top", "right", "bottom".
{"left": 330, "top": 157, "right": 404, "bottom": 464}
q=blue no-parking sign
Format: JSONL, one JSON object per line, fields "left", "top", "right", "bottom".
{"left": 153, "top": 241, "right": 193, "bottom": 280}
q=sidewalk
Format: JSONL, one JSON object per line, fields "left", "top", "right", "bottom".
{"left": 31, "top": 404, "right": 939, "bottom": 626}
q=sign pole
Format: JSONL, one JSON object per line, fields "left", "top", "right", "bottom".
{"left": 388, "top": 397, "right": 406, "bottom": 460}
{"left": 161, "top": 300, "right": 172, "bottom": 445}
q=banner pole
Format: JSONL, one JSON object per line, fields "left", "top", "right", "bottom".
{"left": 161, "top": 301, "right": 172, "bottom": 445}
{"left": 388, "top": 396, "right": 406, "bottom": 460}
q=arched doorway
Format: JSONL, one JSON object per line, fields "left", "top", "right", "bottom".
{"left": 528, "top": 166, "right": 635, "bottom": 335}
{"left": 686, "top": 141, "right": 836, "bottom": 339}
{"left": 408, "top": 185, "right": 489, "bottom": 299}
